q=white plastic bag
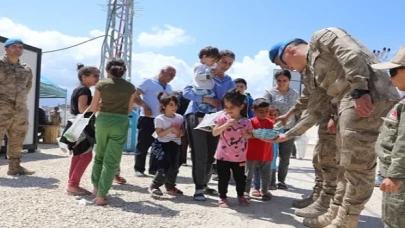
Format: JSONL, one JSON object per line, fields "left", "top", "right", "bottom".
{"left": 295, "top": 134, "right": 309, "bottom": 160}
{"left": 57, "top": 137, "right": 69, "bottom": 153}
{"left": 194, "top": 110, "right": 225, "bottom": 132}
{"left": 63, "top": 107, "right": 95, "bottom": 142}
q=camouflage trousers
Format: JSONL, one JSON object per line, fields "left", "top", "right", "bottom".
{"left": 382, "top": 182, "right": 405, "bottom": 228}
{"left": 0, "top": 107, "right": 29, "bottom": 160}
{"left": 331, "top": 100, "right": 395, "bottom": 216}
{"left": 314, "top": 116, "right": 339, "bottom": 197}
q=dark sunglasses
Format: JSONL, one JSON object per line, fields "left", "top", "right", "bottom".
{"left": 389, "top": 66, "right": 405, "bottom": 77}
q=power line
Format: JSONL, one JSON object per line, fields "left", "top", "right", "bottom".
{"left": 42, "top": 35, "right": 111, "bottom": 54}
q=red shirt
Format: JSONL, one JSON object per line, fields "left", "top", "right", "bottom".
{"left": 246, "top": 117, "right": 273, "bottom": 161}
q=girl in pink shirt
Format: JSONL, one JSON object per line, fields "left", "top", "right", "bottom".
{"left": 212, "top": 89, "right": 253, "bottom": 207}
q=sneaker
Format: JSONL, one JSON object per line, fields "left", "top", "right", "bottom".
{"left": 218, "top": 198, "right": 229, "bottom": 207}
{"left": 261, "top": 191, "right": 272, "bottom": 201}
{"left": 135, "top": 171, "right": 145, "bottom": 177}
{"left": 193, "top": 189, "right": 206, "bottom": 201}
{"left": 148, "top": 170, "right": 157, "bottom": 175}
{"left": 203, "top": 187, "right": 218, "bottom": 196}
{"left": 269, "top": 184, "right": 277, "bottom": 190}
{"left": 149, "top": 187, "right": 163, "bottom": 196}
{"left": 238, "top": 196, "right": 250, "bottom": 206}
{"left": 166, "top": 187, "right": 184, "bottom": 195}
{"left": 277, "top": 183, "right": 288, "bottom": 190}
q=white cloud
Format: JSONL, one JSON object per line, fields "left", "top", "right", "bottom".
{"left": 0, "top": 17, "right": 278, "bottom": 105}
{"left": 137, "top": 25, "right": 195, "bottom": 49}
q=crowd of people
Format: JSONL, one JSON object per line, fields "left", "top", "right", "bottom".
{"left": 2, "top": 25, "right": 405, "bottom": 227}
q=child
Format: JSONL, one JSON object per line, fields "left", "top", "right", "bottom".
{"left": 149, "top": 93, "right": 184, "bottom": 197}
{"left": 234, "top": 78, "right": 254, "bottom": 118}
{"left": 193, "top": 46, "right": 220, "bottom": 120}
{"left": 89, "top": 58, "right": 136, "bottom": 206}
{"left": 212, "top": 89, "right": 253, "bottom": 207}
{"left": 60, "top": 63, "right": 99, "bottom": 196}
{"left": 253, "top": 106, "right": 281, "bottom": 191}
{"left": 245, "top": 99, "right": 274, "bottom": 201}
{"left": 371, "top": 46, "right": 405, "bottom": 228}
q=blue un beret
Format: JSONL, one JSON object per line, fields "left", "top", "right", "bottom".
{"left": 278, "top": 38, "right": 307, "bottom": 64}
{"left": 4, "top": 38, "right": 24, "bottom": 48}
{"left": 269, "top": 42, "right": 285, "bottom": 63}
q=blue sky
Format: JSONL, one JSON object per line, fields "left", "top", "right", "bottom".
{"left": 1, "top": 0, "right": 402, "bottom": 62}
{"left": 0, "top": 0, "right": 403, "bottom": 106}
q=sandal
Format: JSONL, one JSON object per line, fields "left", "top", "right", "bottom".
{"left": 114, "top": 176, "right": 127, "bottom": 185}
{"left": 261, "top": 191, "right": 272, "bottom": 201}
{"left": 67, "top": 187, "right": 91, "bottom": 196}
{"left": 238, "top": 196, "right": 250, "bottom": 206}
{"left": 251, "top": 189, "right": 261, "bottom": 197}
{"left": 94, "top": 197, "right": 108, "bottom": 206}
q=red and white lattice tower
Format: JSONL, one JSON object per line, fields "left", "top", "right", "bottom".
{"left": 100, "top": 0, "right": 134, "bottom": 81}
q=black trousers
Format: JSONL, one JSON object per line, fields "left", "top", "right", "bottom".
{"left": 151, "top": 141, "right": 180, "bottom": 189}
{"left": 186, "top": 113, "right": 218, "bottom": 190}
{"left": 134, "top": 116, "right": 158, "bottom": 174}
{"left": 217, "top": 159, "right": 246, "bottom": 198}
{"left": 179, "top": 121, "right": 189, "bottom": 166}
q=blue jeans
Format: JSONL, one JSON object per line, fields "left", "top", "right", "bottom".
{"left": 253, "top": 143, "right": 279, "bottom": 189}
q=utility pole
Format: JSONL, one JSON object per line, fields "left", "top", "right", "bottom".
{"left": 373, "top": 47, "right": 391, "bottom": 62}
{"left": 100, "top": 0, "right": 135, "bottom": 81}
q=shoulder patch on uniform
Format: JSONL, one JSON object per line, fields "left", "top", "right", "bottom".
{"left": 388, "top": 109, "right": 398, "bottom": 120}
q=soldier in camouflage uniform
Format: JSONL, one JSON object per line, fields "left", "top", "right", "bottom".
{"left": 0, "top": 38, "right": 35, "bottom": 176}
{"left": 372, "top": 46, "right": 405, "bottom": 228}
{"left": 269, "top": 42, "right": 338, "bottom": 214}
{"left": 274, "top": 27, "right": 399, "bottom": 227}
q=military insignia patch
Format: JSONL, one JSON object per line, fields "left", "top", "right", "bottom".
{"left": 388, "top": 109, "right": 398, "bottom": 120}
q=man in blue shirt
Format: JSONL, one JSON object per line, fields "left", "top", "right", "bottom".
{"left": 183, "top": 50, "right": 236, "bottom": 201}
{"left": 133, "top": 66, "right": 176, "bottom": 176}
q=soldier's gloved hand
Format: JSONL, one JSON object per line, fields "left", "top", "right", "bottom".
{"left": 354, "top": 94, "right": 375, "bottom": 117}
{"left": 380, "top": 177, "right": 401, "bottom": 193}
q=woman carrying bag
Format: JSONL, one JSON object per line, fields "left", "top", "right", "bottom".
{"left": 60, "top": 63, "right": 100, "bottom": 196}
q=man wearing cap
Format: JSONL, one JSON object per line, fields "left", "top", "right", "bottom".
{"left": 273, "top": 28, "right": 399, "bottom": 227}
{"left": 372, "top": 46, "right": 405, "bottom": 228}
{"left": 269, "top": 40, "right": 340, "bottom": 218}
{"left": 0, "top": 38, "right": 35, "bottom": 175}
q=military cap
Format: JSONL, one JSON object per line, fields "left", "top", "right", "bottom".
{"left": 278, "top": 38, "right": 307, "bottom": 64}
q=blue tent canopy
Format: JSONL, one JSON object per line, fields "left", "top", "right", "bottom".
{"left": 40, "top": 76, "right": 67, "bottom": 98}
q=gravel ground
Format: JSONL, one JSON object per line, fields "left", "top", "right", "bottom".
{"left": 0, "top": 144, "right": 383, "bottom": 228}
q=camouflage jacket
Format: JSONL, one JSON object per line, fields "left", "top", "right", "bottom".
{"left": 285, "top": 27, "right": 400, "bottom": 137}
{"left": 376, "top": 99, "right": 405, "bottom": 179}
{"left": 0, "top": 55, "right": 33, "bottom": 110}
{"left": 306, "top": 27, "right": 399, "bottom": 112}
{"left": 285, "top": 67, "right": 335, "bottom": 138}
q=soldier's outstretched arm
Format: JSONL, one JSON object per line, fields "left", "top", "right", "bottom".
{"left": 287, "top": 86, "right": 310, "bottom": 117}
{"left": 387, "top": 103, "right": 405, "bottom": 180}
{"left": 312, "top": 28, "right": 370, "bottom": 91}
{"left": 284, "top": 89, "right": 332, "bottom": 138}
{"left": 284, "top": 110, "right": 317, "bottom": 138}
